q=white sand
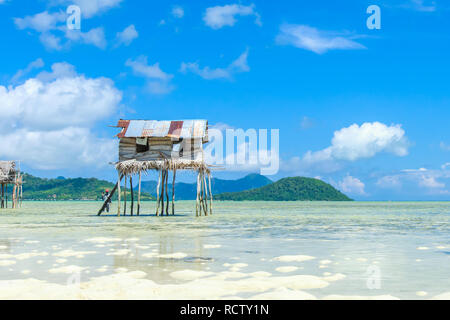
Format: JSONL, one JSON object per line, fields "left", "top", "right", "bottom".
{"left": 0, "top": 268, "right": 342, "bottom": 300}
{"left": 273, "top": 255, "right": 315, "bottom": 263}
{"left": 0, "top": 260, "right": 16, "bottom": 267}
{"left": 322, "top": 273, "right": 346, "bottom": 282}
{"left": 158, "top": 252, "right": 187, "bottom": 259}
{"left": 203, "top": 245, "right": 222, "bottom": 249}
{"left": 53, "top": 250, "right": 96, "bottom": 258}
{"left": 170, "top": 270, "right": 214, "bottom": 281}
{"left": 84, "top": 237, "right": 122, "bottom": 244}
{"left": 250, "top": 288, "right": 316, "bottom": 300}
{"left": 432, "top": 292, "right": 450, "bottom": 300}
{"left": 249, "top": 271, "right": 272, "bottom": 278}
{"left": 275, "top": 266, "right": 298, "bottom": 273}
{"left": 48, "top": 265, "right": 86, "bottom": 274}
{"left": 15, "top": 252, "right": 49, "bottom": 260}
{"left": 106, "top": 249, "right": 131, "bottom": 256}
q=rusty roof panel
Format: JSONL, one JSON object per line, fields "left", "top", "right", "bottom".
{"left": 116, "top": 120, "right": 208, "bottom": 139}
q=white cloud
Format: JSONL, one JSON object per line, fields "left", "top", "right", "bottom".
{"left": 11, "top": 58, "right": 45, "bottom": 84}
{"left": 376, "top": 175, "right": 402, "bottom": 189}
{"left": 171, "top": 6, "right": 184, "bottom": 19}
{"left": 276, "top": 24, "right": 366, "bottom": 54}
{"left": 52, "top": 0, "right": 123, "bottom": 18}
{"left": 15, "top": 0, "right": 121, "bottom": 50}
{"left": 440, "top": 142, "right": 450, "bottom": 151}
{"left": 304, "top": 122, "right": 409, "bottom": 164}
{"left": 0, "top": 62, "right": 122, "bottom": 170}
{"left": 377, "top": 165, "right": 449, "bottom": 193}
{"left": 65, "top": 27, "right": 107, "bottom": 49}
{"left": 203, "top": 4, "right": 261, "bottom": 29}
{"left": 39, "top": 33, "right": 63, "bottom": 50}
{"left": 126, "top": 56, "right": 173, "bottom": 81}
{"left": 126, "top": 56, "right": 174, "bottom": 95}
{"left": 300, "top": 116, "right": 314, "bottom": 130}
{"left": 115, "top": 24, "right": 138, "bottom": 47}
{"left": 338, "top": 176, "right": 366, "bottom": 195}
{"left": 14, "top": 11, "right": 66, "bottom": 33}
{"left": 407, "top": 0, "right": 436, "bottom": 12}
{"left": 180, "top": 49, "right": 249, "bottom": 80}
{"left": 35, "top": 61, "right": 77, "bottom": 82}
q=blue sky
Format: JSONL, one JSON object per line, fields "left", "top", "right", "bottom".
{"left": 0, "top": 0, "right": 449, "bottom": 200}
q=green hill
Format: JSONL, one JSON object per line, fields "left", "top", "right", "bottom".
{"left": 22, "top": 174, "right": 154, "bottom": 201}
{"left": 140, "top": 173, "right": 273, "bottom": 200}
{"left": 215, "top": 177, "right": 352, "bottom": 201}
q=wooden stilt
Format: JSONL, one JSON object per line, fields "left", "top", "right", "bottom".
{"left": 160, "top": 170, "right": 165, "bottom": 216}
{"left": 202, "top": 171, "right": 208, "bottom": 216}
{"left": 165, "top": 170, "right": 169, "bottom": 216}
{"left": 172, "top": 169, "right": 176, "bottom": 215}
{"left": 117, "top": 172, "right": 121, "bottom": 216}
{"left": 156, "top": 170, "right": 162, "bottom": 216}
{"left": 208, "top": 173, "right": 213, "bottom": 215}
{"left": 196, "top": 171, "right": 200, "bottom": 217}
{"left": 5, "top": 184, "right": 7, "bottom": 208}
{"left": 12, "top": 184, "right": 16, "bottom": 209}
{"left": 123, "top": 175, "right": 127, "bottom": 216}
{"left": 130, "top": 175, "right": 134, "bottom": 216}
{"left": 137, "top": 171, "right": 141, "bottom": 216}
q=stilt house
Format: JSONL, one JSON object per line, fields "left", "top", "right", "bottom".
{"left": 0, "top": 161, "right": 23, "bottom": 209}
{"left": 98, "top": 119, "right": 213, "bottom": 217}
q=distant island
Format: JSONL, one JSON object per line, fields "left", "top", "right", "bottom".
{"left": 22, "top": 174, "right": 154, "bottom": 201}
{"left": 140, "top": 173, "right": 273, "bottom": 200}
{"left": 215, "top": 177, "right": 352, "bottom": 201}
{"left": 19, "top": 174, "right": 351, "bottom": 201}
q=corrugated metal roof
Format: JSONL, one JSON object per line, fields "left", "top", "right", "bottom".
{"left": 0, "top": 161, "right": 16, "bottom": 181}
{"left": 116, "top": 120, "right": 208, "bottom": 139}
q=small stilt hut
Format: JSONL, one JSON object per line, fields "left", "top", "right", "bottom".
{"left": 0, "top": 161, "right": 23, "bottom": 209}
{"left": 98, "top": 119, "right": 213, "bottom": 217}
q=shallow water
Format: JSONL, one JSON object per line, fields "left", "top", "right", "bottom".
{"left": 0, "top": 201, "right": 449, "bottom": 299}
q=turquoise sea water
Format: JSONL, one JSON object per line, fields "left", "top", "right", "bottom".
{"left": 0, "top": 201, "right": 449, "bottom": 299}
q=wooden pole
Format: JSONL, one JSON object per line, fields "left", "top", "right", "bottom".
{"left": 12, "top": 184, "right": 16, "bottom": 209}
{"left": 117, "top": 172, "right": 121, "bottom": 216}
{"left": 208, "top": 173, "right": 213, "bottom": 215}
{"left": 196, "top": 171, "right": 200, "bottom": 217}
{"left": 172, "top": 169, "right": 176, "bottom": 215}
{"left": 156, "top": 170, "right": 161, "bottom": 216}
{"left": 130, "top": 175, "right": 134, "bottom": 216}
{"left": 123, "top": 174, "right": 127, "bottom": 216}
{"left": 165, "top": 170, "right": 169, "bottom": 216}
{"left": 202, "top": 171, "right": 208, "bottom": 216}
{"left": 160, "top": 170, "right": 165, "bottom": 216}
{"left": 137, "top": 171, "right": 141, "bottom": 216}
